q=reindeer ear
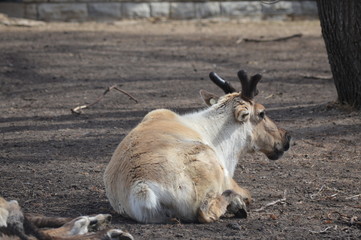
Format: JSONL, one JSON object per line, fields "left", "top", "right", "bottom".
{"left": 199, "top": 90, "right": 219, "bottom": 106}
{"left": 234, "top": 103, "right": 250, "bottom": 122}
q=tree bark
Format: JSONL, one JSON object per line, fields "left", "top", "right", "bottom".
{"left": 317, "top": 0, "right": 361, "bottom": 109}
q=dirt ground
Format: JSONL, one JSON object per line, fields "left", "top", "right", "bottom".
{"left": 0, "top": 19, "right": 360, "bottom": 239}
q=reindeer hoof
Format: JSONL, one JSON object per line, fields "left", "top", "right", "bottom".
{"left": 223, "top": 191, "right": 248, "bottom": 219}
{"left": 107, "top": 229, "right": 134, "bottom": 240}
{"left": 234, "top": 208, "right": 247, "bottom": 219}
{"left": 88, "top": 214, "right": 112, "bottom": 231}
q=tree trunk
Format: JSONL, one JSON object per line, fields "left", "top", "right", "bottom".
{"left": 317, "top": 0, "right": 361, "bottom": 109}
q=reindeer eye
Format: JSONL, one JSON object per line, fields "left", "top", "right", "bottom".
{"left": 259, "top": 111, "right": 265, "bottom": 119}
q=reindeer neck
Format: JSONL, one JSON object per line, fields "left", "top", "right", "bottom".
{"left": 182, "top": 106, "right": 252, "bottom": 177}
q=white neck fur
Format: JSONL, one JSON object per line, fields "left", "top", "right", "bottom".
{"left": 182, "top": 104, "right": 252, "bottom": 177}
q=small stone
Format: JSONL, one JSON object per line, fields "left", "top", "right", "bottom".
{"left": 227, "top": 222, "right": 241, "bottom": 230}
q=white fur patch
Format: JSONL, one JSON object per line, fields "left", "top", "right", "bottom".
{"left": 0, "top": 208, "right": 9, "bottom": 227}
{"left": 69, "top": 217, "right": 90, "bottom": 236}
{"left": 129, "top": 180, "right": 195, "bottom": 223}
{"left": 183, "top": 107, "right": 253, "bottom": 176}
{"left": 107, "top": 229, "right": 134, "bottom": 240}
{"left": 129, "top": 181, "right": 161, "bottom": 223}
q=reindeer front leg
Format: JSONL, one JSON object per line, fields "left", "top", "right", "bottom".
{"left": 197, "top": 190, "right": 248, "bottom": 223}
{"left": 230, "top": 178, "right": 252, "bottom": 206}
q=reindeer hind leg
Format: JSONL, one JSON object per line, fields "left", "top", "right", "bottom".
{"left": 197, "top": 193, "right": 228, "bottom": 223}
{"left": 25, "top": 214, "right": 73, "bottom": 228}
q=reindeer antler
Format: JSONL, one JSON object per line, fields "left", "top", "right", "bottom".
{"left": 237, "top": 70, "right": 262, "bottom": 100}
{"left": 209, "top": 72, "right": 236, "bottom": 94}
{"left": 208, "top": 70, "right": 262, "bottom": 100}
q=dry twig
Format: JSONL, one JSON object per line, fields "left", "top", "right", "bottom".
{"left": 345, "top": 194, "right": 361, "bottom": 200}
{"left": 253, "top": 190, "right": 287, "bottom": 212}
{"left": 327, "top": 211, "right": 361, "bottom": 228}
{"left": 243, "top": 34, "right": 302, "bottom": 43}
{"left": 71, "top": 85, "right": 138, "bottom": 114}
{"left": 310, "top": 185, "right": 326, "bottom": 200}
{"left": 309, "top": 226, "right": 333, "bottom": 234}
{"left": 310, "top": 185, "right": 344, "bottom": 200}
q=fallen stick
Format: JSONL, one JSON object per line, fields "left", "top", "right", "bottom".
{"left": 345, "top": 194, "right": 361, "bottom": 200}
{"left": 309, "top": 226, "right": 333, "bottom": 234}
{"left": 243, "top": 34, "right": 303, "bottom": 43}
{"left": 253, "top": 190, "right": 287, "bottom": 212}
{"left": 310, "top": 185, "right": 326, "bottom": 200}
{"left": 327, "top": 211, "right": 361, "bottom": 228}
{"left": 71, "top": 85, "right": 138, "bottom": 114}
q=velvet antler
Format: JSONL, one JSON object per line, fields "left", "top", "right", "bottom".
{"left": 208, "top": 70, "right": 262, "bottom": 100}
{"left": 237, "top": 70, "right": 262, "bottom": 100}
{"left": 209, "top": 72, "right": 236, "bottom": 94}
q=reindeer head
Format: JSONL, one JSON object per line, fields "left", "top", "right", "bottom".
{"left": 200, "top": 70, "right": 291, "bottom": 160}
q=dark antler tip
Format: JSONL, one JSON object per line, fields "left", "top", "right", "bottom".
{"left": 251, "top": 74, "right": 262, "bottom": 81}
{"left": 237, "top": 71, "right": 249, "bottom": 85}
{"left": 209, "top": 72, "right": 225, "bottom": 84}
{"left": 237, "top": 70, "right": 247, "bottom": 77}
{"left": 208, "top": 71, "right": 236, "bottom": 94}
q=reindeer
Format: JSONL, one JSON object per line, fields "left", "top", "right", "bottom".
{"left": 0, "top": 196, "right": 133, "bottom": 240}
{"left": 104, "top": 70, "right": 291, "bottom": 223}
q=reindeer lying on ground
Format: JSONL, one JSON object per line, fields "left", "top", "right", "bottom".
{"left": 104, "top": 70, "right": 291, "bottom": 223}
{"left": 0, "top": 196, "right": 133, "bottom": 240}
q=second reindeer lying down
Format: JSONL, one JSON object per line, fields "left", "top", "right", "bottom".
{"left": 104, "top": 70, "right": 291, "bottom": 223}
{"left": 0, "top": 196, "right": 133, "bottom": 240}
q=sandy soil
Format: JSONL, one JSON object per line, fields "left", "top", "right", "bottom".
{"left": 0, "top": 19, "right": 360, "bottom": 239}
